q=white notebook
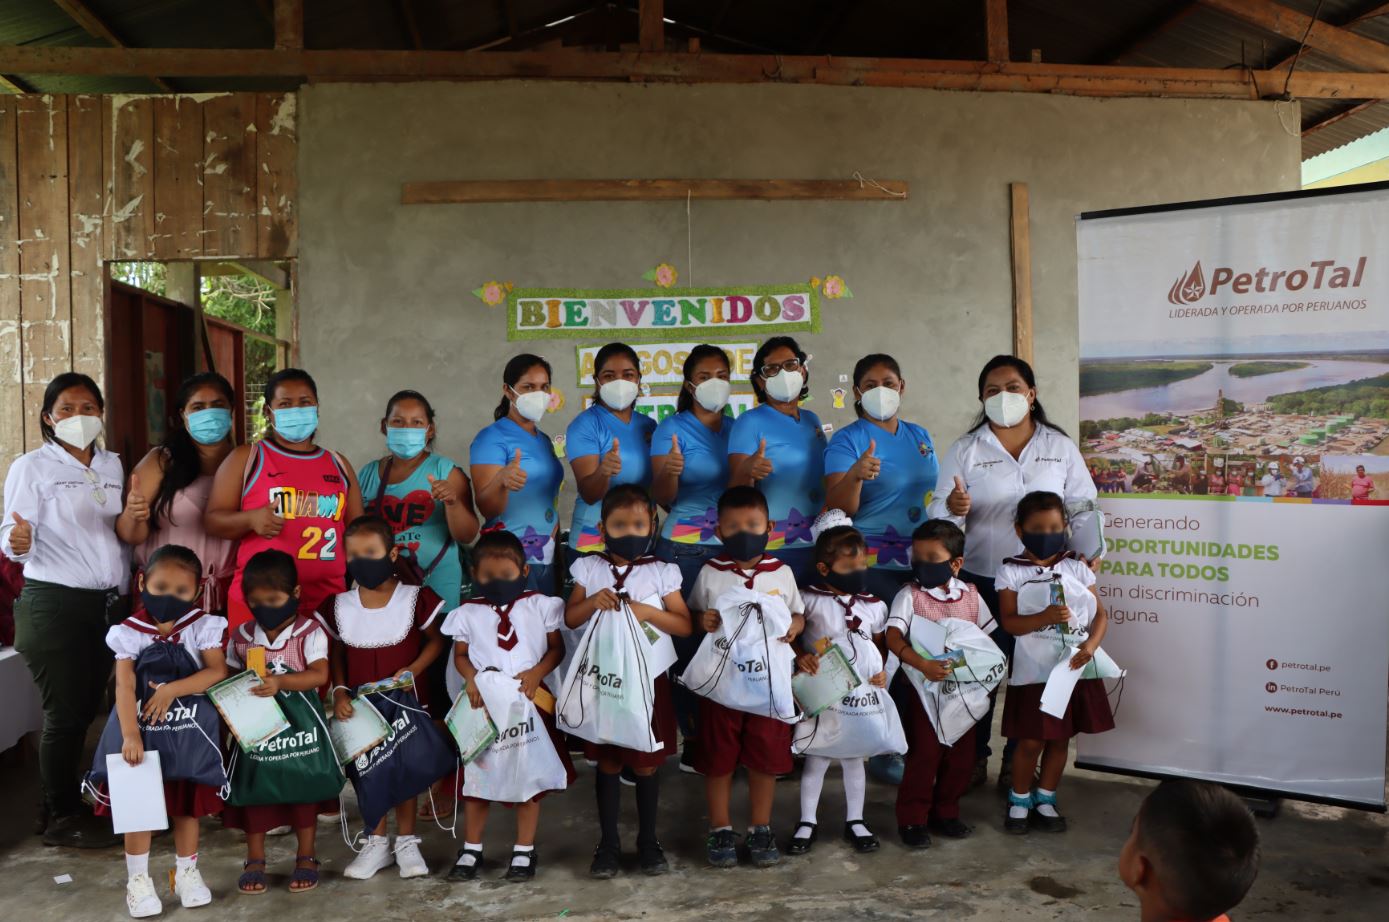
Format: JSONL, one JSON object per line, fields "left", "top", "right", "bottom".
{"left": 106, "top": 751, "right": 169, "bottom": 834}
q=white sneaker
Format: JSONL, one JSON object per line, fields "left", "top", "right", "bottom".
{"left": 174, "top": 866, "right": 211, "bottom": 908}
{"left": 343, "top": 836, "right": 394, "bottom": 880}
{"left": 394, "top": 835, "right": 429, "bottom": 878}
{"left": 266, "top": 824, "right": 292, "bottom": 836}
{"left": 126, "top": 873, "right": 162, "bottom": 919}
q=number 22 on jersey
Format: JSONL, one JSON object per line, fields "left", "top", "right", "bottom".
{"left": 297, "top": 525, "right": 338, "bottom": 561}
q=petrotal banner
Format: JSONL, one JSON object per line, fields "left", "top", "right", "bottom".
{"left": 1075, "top": 183, "right": 1389, "bottom": 809}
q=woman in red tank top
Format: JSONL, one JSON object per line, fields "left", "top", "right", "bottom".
{"left": 206, "top": 369, "right": 365, "bottom": 628}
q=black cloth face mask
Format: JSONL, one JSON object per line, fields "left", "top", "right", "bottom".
{"left": 823, "top": 568, "right": 868, "bottom": 596}
{"left": 1020, "top": 531, "right": 1067, "bottom": 560}
{"left": 141, "top": 590, "right": 195, "bottom": 624}
{"left": 912, "top": 561, "right": 955, "bottom": 590}
{"left": 604, "top": 533, "right": 651, "bottom": 562}
{"left": 479, "top": 576, "right": 527, "bottom": 607}
{"left": 720, "top": 530, "right": 769, "bottom": 562}
{"left": 250, "top": 597, "right": 298, "bottom": 632}
{"left": 348, "top": 555, "right": 396, "bottom": 590}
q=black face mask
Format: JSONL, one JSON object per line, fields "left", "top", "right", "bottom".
{"left": 604, "top": 533, "right": 651, "bottom": 563}
{"left": 823, "top": 568, "right": 867, "bottom": 596}
{"left": 250, "top": 597, "right": 298, "bottom": 633}
{"left": 348, "top": 555, "right": 396, "bottom": 590}
{"left": 913, "top": 561, "right": 955, "bottom": 590}
{"left": 1020, "top": 531, "right": 1067, "bottom": 560}
{"left": 720, "top": 530, "right": 769, "bottom": 562}
{"left": 479, "top": 576, "right": 527, "bottom": 607}
{"left": 141, "top": 590, "right": 195, "bottom": 624}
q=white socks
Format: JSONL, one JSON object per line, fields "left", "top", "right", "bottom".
{"left": 799, "top": 756, "right": 869, "bottom": 826}
{"left": 1009, "top": 790, "right": 1031, "bottom": 820}
{"left": 125, "top": 852, "right": 149, "bottom": 880}
{"left": 799, "top": 755, "right": 831, "bottom": 824}
{"left": 1036, "top": 788, "right": 1060, "bottom": 818}
{"left": 511, "top": 844, "right": 534, "bottom": 868}
{"left": 456, "top": 842, "right": 482, "bottom": 867}
{"left": 175, "top": 854, "right": 197, "bottom": 873}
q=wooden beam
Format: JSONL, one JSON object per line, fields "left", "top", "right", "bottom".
{"left": 1094, "top": 2, "right": 1200, "bottom": 64}
{"left": 1267, "top": 1, "right": 1389, "bottom": 70}
{"left": 1009, "top": 182, "right": 1033, "bottom": 365}
{"left": 395, "top": 0, "right": 424, "bottom": 50}
{"left": 402, "top": 178, "right": 910, "bottom": 204}
{"left": 986, "top": 0, "right": 1009, "bottom": 64}
{"left": 640, "top": 0, "right": 664, "bottom": 52}
{"left": 4, "top": 46, "right": 1389, "bottom": 98}
{"left": 500, "top": 0, "right": 519, "bottom": 40}
{"left": 49, "top": 0, "right": 173, "bottom": 92}
{"left": 1301, "top": 98, "right": 1380, "bottom": 135}
{"left": 274, "top": 0, "right": 304, "bottom": 51}
{"left": 1199, "top": 0, "right": 1389, "bottom": 73}
{"left": 0, "top": 75, "right": 28, "bottom": 94}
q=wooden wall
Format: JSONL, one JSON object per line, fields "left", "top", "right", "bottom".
{"left": 0, "top": 92, "right": 296, "bottom": 483}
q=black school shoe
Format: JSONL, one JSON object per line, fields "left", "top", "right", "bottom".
{"left": 638, "top": 839, "right": 670, "bottom": 875}
{"left": 1030, "top": 810, "right": 1068, "bottom": 833}
{"left": 786, "top": 822, "right": 817, "bottom": 856}
{"left": 589, "top": 843, "right": 621, "bottom": 879}
{"left": 503, "top": 848, "right": 538, "bottom": 882}
{"left": 898, "top": 825, "right": 932, "bottom": 850}
{"left": 843, "top": 821, "right": 879, "bottom": 853}
{"left": 447, "top": 847, "right": 483, "bottom": 882}
{"left": 745, "top": 826, "right": 781, "bottom": 867}
{"left": 928, "top": 817, "right": 974, "bottom": 840}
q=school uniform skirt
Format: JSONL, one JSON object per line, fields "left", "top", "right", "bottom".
{"left": 1001, "top": 679, "right": 1115, "bottom": 741}
{"left": 457, "top": 707, "right": 577, "bottom": 807}
{"left": 94, "top": 780, "right": 224, "bottom": 820}
{"left": 582, "top": 674, "right": 678, "bottom": 770}
{"left": 221, "top": 798, "right": 341, "bottom": 834}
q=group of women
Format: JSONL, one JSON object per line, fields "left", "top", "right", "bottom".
{"left": 0, "top": 335, "right": 1095, "bottom": 848}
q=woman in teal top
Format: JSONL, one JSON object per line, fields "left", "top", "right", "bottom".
{"left": 565, "top": 342, "right": 656, "bottom": 555}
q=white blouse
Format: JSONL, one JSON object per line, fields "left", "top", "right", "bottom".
{"left": 106, "top": 609, "right": 227, "bottom": 664}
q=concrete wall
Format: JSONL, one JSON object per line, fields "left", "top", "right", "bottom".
{"left": 298, "top": 81, "right": 1300, "bottom": 486}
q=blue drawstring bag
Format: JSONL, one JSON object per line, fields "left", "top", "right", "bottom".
{"left": 344, "top": 685, "right": 456, "bottom": 832}
{"left": 87, "top": 641, "right": 228, "bottom": 790}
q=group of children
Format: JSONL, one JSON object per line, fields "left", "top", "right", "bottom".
{"left": 97, "top": 483, "right": 1260, "bottom": 922}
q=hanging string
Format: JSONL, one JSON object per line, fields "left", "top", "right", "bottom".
{"left": 852, "top": 170, "right": 908, "bottom": 199}
{"left": 686, "top": 189, "right": 694, "bottom": 287}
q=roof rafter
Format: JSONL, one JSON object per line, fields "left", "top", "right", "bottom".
{"left": 49, "top": 0, "right": 173, "bottom": 91}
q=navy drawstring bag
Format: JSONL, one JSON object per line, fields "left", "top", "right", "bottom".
{"left": 344, "top": 685, "right": 456, "bottom": 833}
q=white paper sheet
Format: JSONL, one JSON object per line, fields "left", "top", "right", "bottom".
{"left": 105, "top": 751, "right": 169, "bottom": 834}
{"left": 908, "top": 616, "right": 947, "bottom": 658}
{"left": 206, "top": 670, "right": 291, "bottom": 752}
{"left": 1040, "top": 649, "right": 1086, "bottom": 719}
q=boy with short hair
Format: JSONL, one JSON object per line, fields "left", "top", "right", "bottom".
{"left": 686, "top": 485, "right": 806, "bottom": 869}
{"left": 1118, "top": 780, "right": 1260, "bottom": 922}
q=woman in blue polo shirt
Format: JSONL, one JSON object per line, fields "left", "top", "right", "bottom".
{"left": 824, "top": 353, "right": 939, "bottom": 601}
{"left": 470, "top": 353, "right": 566, "bottom": 593}
{"left": 566, "top": 342, "right": 656, "bottom": 555}
{"left": 728, "top": 335, "right": 825, "bottom": 584}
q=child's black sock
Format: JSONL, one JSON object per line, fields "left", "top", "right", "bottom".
{"left": 634, "top": 772, "right": 660, "bottom": 847}
{"left": 596, "top": 769, "right": 621, "bottom": 848}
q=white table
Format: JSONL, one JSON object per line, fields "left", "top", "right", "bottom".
{"left": 0, "top": 648, "right": 44, "bottom": 752}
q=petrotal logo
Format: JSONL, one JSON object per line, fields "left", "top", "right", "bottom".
{"left": 1167, "top": 257, "right": 1366, "bottom": 304}
{"left": 1167, "top": 261, "right": 1206, "bottom": 305}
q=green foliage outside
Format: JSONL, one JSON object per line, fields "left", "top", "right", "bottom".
{"left": 1228, "top": 361, "right": 1310, "bottom": 378}
{"left": 1267, "top": 373, "right": 1389, "bottom": 419}
{"left": 110, "top": 261, "right": 278, "bottom": 335}
{"left": 1079, "top": 361, "right": 1214, "bottom": 396}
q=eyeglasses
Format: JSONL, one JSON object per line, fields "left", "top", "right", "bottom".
{"left": 758, "top": 358, "right": 803, "bottom": 378}
{"left": 85, "top": 467, "right": 107, "bottom": 506}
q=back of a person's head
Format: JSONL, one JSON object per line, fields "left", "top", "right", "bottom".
{"left": 1136, "top": 780, "right": 1260, "bottom": 920}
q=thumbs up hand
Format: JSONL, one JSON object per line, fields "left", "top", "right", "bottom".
{"left": 426, "top": 472, "right": 458, "bottom": 506}
{"left": 748, "top": 438, "right": 774, "bottom": 482}
{"left": 500, "top": 449, "right": 528, "bottom": 492}
{"left": 851, "top": 438, "right": 881, "bottom": 482}
{"left": 123, "top": 474, "right": 150, "bottom": 523}
{"left": 946, "top": 474, "right": 971, "bottom": 516}
{"left": 8, "top": 512, "right": 33, "bottom": 556}
{"left": 598, "top": 438, "right": 623, "bottom": 477}
{"left": 665, "top": 434, "right": 685, "bottom": 477}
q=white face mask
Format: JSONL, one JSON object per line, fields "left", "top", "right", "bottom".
{"left": 983, "top": 391, "right": 1030, "bottom": 428}
{"left": 510, "top": 387, "right": 549, "bottom": 423}
{"left": 52, "top": 414, "right": 104, "bottom": 450}
{"left": 692, "top": 378, "right": 731, "bottom": 413}
{"left": 764, "top": 369, "right": 804, "bottom": 403}
{"left": 858, "top": 385, "right": 900, "bottom": 421}
{"left": 599, "top": 379, "right": 639, "bottom": 411}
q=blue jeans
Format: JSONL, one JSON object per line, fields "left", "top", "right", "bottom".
{"left": 864, "top": 566, "right": 912, "bottom": 605}
{"left": 654, "top": 538, "right": 722, "bottom": 739}
{"left": 773, "top": 545, "right": 817, "bottom": 587}
{"left": 525, "top": 562, "right": 557, "bottom": 596}
{"left": 961, "top": 570, "right": 1016, "bottom": 764}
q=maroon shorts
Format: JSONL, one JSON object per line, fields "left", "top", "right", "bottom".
{"left": 584, "top": 674, "right": 678, "bottom": 770}
{"left": 458, "top": 707, "right": 577, "bottom": 807}
{"left": 694, "top": 697, "right": 793, "bottom": 777}
{"left": 221, "top": 799, "right": 339, "bottom": 834}
{"left": 94, "top": 779, "right": 223, "bottom": 820}
{"left": 1001, "top": 678, "right": 1115, "bottom": 741}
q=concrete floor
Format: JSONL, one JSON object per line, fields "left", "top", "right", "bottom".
{"left": 1, "top": 726, "right": 1386, "bottom": 922}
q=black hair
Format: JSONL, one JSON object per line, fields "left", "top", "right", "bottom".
{"left": 145, "top": 543, "right": 204, "bottom": 585}
{"left": 40, "top": 372, "right": 104, "bottom": 443}
{"left": 242, "top": 548, "right": 299, "bottom": 595}
{"left": 263, "top": 367, "right": 318, "bottom": 406}
{"left": 911, "top": 518, "right": 966, "bottom": 559}
{"left": 676, "top": 344, "right": 732, "bottom": 414}
{"left": 967, "top": 354, "right": 1066, "bottom": 435}
{"left": 1014, "top": 490, "right": 1067, "bottom": 526}
{"left": 344, "top": 514, "right": 396, "bottom": 551}
{"left": 1136, "top": 780, "right": 1260, "bottom": 920}
{"left": 717, "top": 485, "right": 769, "bottom": 517}
{"left": 154, "top": 372, "right": 236, "bottom": 527}
{"left": 601, "top": 483, "right": 654, "bottom": 521}
{"left": 851, "top": 353, "right": 902, "bottom": 420}
{"left": 814, "top": 525, "right": 866, "bottom": 567}
{"left": 383, "top": 389, "right": 436, "bottom": 447}
{"left": 592, "top": 342, "right": 642, "bottom": 394}
{"left": 472, "top": 529, "right": 527, "bottom": 572}
{"left": 494, "top": 353, "right": 553, "bottom": 422}
{"left": 750, "top": 336, "right": 809, "bottom": 404}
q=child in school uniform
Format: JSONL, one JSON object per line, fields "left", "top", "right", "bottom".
{"left": 325, "top": 515, "right": 448, "bottom": 880}
{"left": 997, "top": 490, "right": 1114, "bottom": 835}
{"left": 789, "top": 511, "right": 889, "bottom": 856}
{"left": 565, "top": 484, "right": 693, "bottom": 878}
{"left": 443, "top": 529, "right": 574, "bottom": 883}
{"left": 687, "top": 485, "right": 806, "bottom": 869}
{"left": 103, "top": 544, "right": 228, "bottom": 918}
{"left": 222, "top": 549, "right": 336, "bottom": 895}
{"left": 885, "top": 519, "right": 996, "bottom": 849}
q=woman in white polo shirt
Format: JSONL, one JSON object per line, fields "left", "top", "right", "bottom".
{"left": 1, "top": 372, "right": 126, "bottom": 849}
{"left": 926, "top": 355, "right": 1096, "bottom": 790}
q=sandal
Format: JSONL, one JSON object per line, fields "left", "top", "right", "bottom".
{"left": 289, "top": 855, "right": 320, "bottom": 893}
{"left": 238, "top": 859, "right": 268, "bottom": 895}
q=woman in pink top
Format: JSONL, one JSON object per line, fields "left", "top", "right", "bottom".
{"left": 1351, "top": 464, "right": 1375, "bottom": 501}
{"left": 116, "top": 373, "right": 239, "bottom": 613}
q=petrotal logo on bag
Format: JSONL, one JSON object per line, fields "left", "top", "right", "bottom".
{"left": 492, "top": 716, "right": 538, "bottom": 754}
{"left": 357, "top": 708, "right": 414, "bottom": 772}
{"left": 144, "top": 702, "right": 198, "bottom": 725}
{"left": 841, "top": 690, "right": 881, "bottom": 708}
{"left": 584, "top": 665, "right": 624, "bottom": 689}
{"left": 258, "top": 727, "right": 318, "bottom": 754}
{"left": 1165, "top": 256, "right": 1366, "bottom": 305}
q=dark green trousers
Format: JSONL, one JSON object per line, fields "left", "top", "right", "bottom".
{"left": 13, "top": 579, "right": 120, "bottom": 816}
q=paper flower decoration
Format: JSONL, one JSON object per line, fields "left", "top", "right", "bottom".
{"left": 548, "top": 388, "right": 566, "bottom": 413}
{"left": 822, "top": 275, "right": 853, "bottom": 299}
{"left": 643, "top": 263, "right": 679, "bottom": 288}
{"left": 472, "top": 280, "right": 509, "bottom": 306}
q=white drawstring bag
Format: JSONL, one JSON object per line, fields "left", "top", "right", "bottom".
{"left": 678, "top": 587, "right": 799, "bottom": 724}
{"left": 903, "top": 616, "right": 1007, "bottom": 746}
{"left": 555, "top": 601, "right": 661, "bottom": 752}
{"left": 462, "top": 670, "right": 568, "bottom": 804}
{"left": 792, "top": 630, "right": 906, "bottom": 758}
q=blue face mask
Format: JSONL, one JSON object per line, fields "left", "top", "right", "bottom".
{"left": 185, "top": 407, "right": 232, "bottom": 445}
{"left": 385, "top": 426, "right": 428, "bottom": 460}
{"left": 272, "top": 406, "right": 318, "bottom": 442}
